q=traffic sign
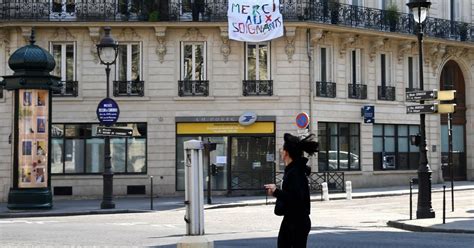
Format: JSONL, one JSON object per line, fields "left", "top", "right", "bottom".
{"left": 406, "top": 90, "right": 456, "bottom": 102}
{"left": 296, "top": 112, "right": 310, "bottom": 129}
{"left": 96, "top": 98, "right": 120, "bottom": 126}
{"left": 406, "top": 104, "right": 437, "bottom": 114}
{"left": 362, "top": 105, "right": 375, "bottom": 124}
{"left": 96, "top": 126, "right": 133, "bottom": 137}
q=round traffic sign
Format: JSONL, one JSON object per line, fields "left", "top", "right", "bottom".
{"left": 96, "top": 98, "right": 120, "bottom": 126}
{"left": 296, "top": 112, "right": 310, "bottom": 129}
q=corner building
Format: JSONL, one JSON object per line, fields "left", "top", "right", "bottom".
{"left": 0, "top": 0, "right": 473, "bottom": 201}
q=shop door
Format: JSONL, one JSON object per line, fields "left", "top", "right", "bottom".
{"left": 51, "top": 0, "right": 76, "bottom": 19}
{"left": 440, "top": 60, "right": 467, "bottom": 180}
{"left": 203, "top": 137, "right": 228, "bottom": 191}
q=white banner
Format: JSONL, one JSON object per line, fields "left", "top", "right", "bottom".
{"left": 228, "top": 0, "right": 284, "bottom": 42}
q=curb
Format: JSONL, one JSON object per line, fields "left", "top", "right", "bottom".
{"left": 0, "top": 209, "right": 151, "bottom": 219}
{"left": 387, "top": 220, "right": 474, "bottom": 234}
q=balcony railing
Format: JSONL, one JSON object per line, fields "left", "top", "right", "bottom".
{"left": 316, "top": 81, "right": 336, "bottom": 98}
{"left": 348, "top": 83, "right": 367, "bottom": 99}
{"left": 406, "top": 87, "right": 422, "bottom": 93}
{"left": 1, "top": 1, "right": 472, "bottom": 42}
{"left": 243, "top": 80, "right": 273, "bottom": 96}
{"left": 178, "top": 80, "right": 209, "bottom": 97}
{"left": 113, "top": 80, "right": 144, "bottom": 97}
{"left": 377, "top": 85, "right": 396, "bottom": 101}
{"left": 52, "top": 81, "right": 78, "bottom": 97}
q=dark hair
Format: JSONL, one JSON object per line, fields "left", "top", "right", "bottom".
{"left": 283, "top": 133, "right": 319, "bottom": 161}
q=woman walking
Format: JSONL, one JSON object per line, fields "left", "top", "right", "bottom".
{"left": 265, "top": 133, "right": 318, "bottom": 248}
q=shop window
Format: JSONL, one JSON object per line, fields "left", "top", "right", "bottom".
{"left": 373, "top": 124, "right": 419, "bottom": 170}
{"left": 318, "top": 122, "right": 360, "bottom": 171}
{"left": 51, "top": 123, "right": 147, "bottom": 174}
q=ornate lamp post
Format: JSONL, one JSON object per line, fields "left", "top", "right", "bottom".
{"left": 407, "top": 0, "right": 435, "bottom": 219}
{"left": 96, "top": 27, "right": 119, "bottom": 209}
{"left": 2, "top": 30, "right": 61, "bottom": 209}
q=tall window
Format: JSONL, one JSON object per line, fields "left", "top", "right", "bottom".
{"left": 407, "top": 56, "right": 419, "bottom": 89}
{"left": 51, "top": 43, "right": 75, "bottom": 83}
{"left": 51, "top": 123, "right": 147, "bottom": 174}
{"left": 318, "top": 46, "right": 332, "bottom": 82}
{"left": 373, "top": 124, "right": 419, "bottom": 170}
{"left": 318, "top": 122, "right": 360, "bottom": 171}
{"left": 380, "top": 0, "right": 393, "bottom": 10}
{"left": 116, "top": 43, "right": 141, "bottom": 82}
{"left": 181, "top": 42, "right": 206, "bottom": 80}
{"left": 379, "top": 53, "right": 391, "bottom": 87}
{"left": 246, "top": 43, "right": 270, "bottom": 80}
{"left": 449, "top": 0, "right": 460, "bottom": 21}
{"left": 351, "top": 49, "right": 362, "bottom": 84}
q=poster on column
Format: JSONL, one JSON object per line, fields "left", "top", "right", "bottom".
{"left": 18, "top": 89, "right": 49, "bottom": 188}
{"left": 228, "top": 0, "right": 284, "bottom": 42}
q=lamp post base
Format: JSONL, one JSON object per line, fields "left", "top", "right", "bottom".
{"left": 416, "top": 170, "right": 435, "bottom": 219}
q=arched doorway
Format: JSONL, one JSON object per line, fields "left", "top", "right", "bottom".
{"left": 439, "top": 60, "right": 467, "bottom": 180}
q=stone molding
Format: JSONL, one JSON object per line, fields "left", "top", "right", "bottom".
{"left": 49, "top": 27, "right": 76, "bottom": 41}
{"left": 154, "top": 27, "right": 167, "bottom": 64}
{"left": 88, "top": 27, "right": 100, "bottom": 63}
{"left": 398, "top": 41, "right": 414, "bottom": 63}
{"left": 182, "top": 27, "right": 206, "bottom": 41}
{"left": 339, "top": 34, "right": 358, "bottom": 58}
{"left": 219, "top": 26, "right": 231, "bottom": 63}
{"left": 285, "top": 27, "right": 297, "bottom": 63}
{"left": 369, "top": 38, "right": 387, "bottom": 62}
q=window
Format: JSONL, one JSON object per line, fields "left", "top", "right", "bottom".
{"left": 245, "top": 43, "right": 270, "bottom": 80}
{"left": 51, "top": 43, "right": 76, "bottom": 92}
{"left": 379, "top": 53, "right": 391, "bottom": 87}
{"left": 318, "top": 46, "right": 332, "bottom": 82}
{"left": 51, "top": 123, "right": 147, "bottom": 174}
{"left": 449, "top": 0, "right": 460, "bottom": 21}
{"left": 380, "top": 0, "right": 393, "bottom": 10}
{"left": 116, "top": 43, "right": 141, "bottom": 82}
{"left": 181, "top": 42, "right": 206, "bottom": 81}
{"left": 351, "top": 49, "right": 362, "bottom": 84}
{"left": 373, "top": 124, "right": 419, "bottom": 170}
{"left": 407, "top": 56, "right": 419, "bottom": 89}
{"left": 318, "top": 122, "right": 360, "bottom": 171}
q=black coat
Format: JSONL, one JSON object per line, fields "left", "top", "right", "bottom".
{"left": 273, "top": 158, "right": 310, "bottom": 217}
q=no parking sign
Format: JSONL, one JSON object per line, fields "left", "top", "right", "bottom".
{"left": 295, "top": 112, "right": 310, "bottom": 129}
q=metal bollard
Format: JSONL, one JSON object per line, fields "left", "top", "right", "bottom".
{"left": 321, "top": 182, "right": 329, "bottom": 201}
{"left": 443, "top": 185, "right": 446, "bottom": 224}
{"left": 150, "top": 176, "right": 154, "bottom": 210}
{"left": 345, "top": 181, "right": 352, "bottom": 200}
{"left": 409, "top": 179, "right": 413, "bottom": 220}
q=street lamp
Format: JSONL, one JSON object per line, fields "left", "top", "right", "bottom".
{"left": 96, "top": 27, "right": 119, "bottom": 209}
{"left": 407, "top": 0, "right": 435, "bottom": 219}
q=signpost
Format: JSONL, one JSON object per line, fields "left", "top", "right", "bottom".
{"left": 406, "top": 90, "right": 456, "bottom": 115}
{"left": 96, "top": 126, "right": 133, "bottom": 137}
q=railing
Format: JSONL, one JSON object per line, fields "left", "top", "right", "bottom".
{"left": 243, "top": 80, "right": 273, "bottom": 96}
{"left": 113, "top": 80, "right": 144, "bottom": 97}
{"left": 275, "top": 171, "right": 345, "bottom": 193}
{"left": 52, "top": 81, "right": 78, "bottom": 97}
{"left": 178, "top": 80, "right": 209, "bottom": 97}
{"left": 231, "top": 169, "right": 274, "bottom": 190}
{"left": 1, "top": 1, "right": 472, "bottom": 42}
{"left": 378, "top": 85, "right": 396, "bottom": 101}
{"left": 316, "top": 81, "right": 336, "bottom": 98}
{"left": 406, "top": 87, "right": 421, "bottom": 93}
{"left": 348, "top": 84, "right": 367, "bottom": 99}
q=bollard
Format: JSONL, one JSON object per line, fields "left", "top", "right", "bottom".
{"left": 345, "top": 181, "right": 352, "bottom": 200}
{"left": 321, "top": 182, "right": 329, "bottom": 201}
{"left": 443, "top": 185, "right": 446, "bottom": 224}
{"left": 150, "top": 176, "right": 154, "bottom": 210}
{"left": 409, "top": 180, "right": 413, "bottom": 220}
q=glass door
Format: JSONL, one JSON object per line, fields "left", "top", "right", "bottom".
{"left": 203, "top": 137, "right": 228, "bottom": 191}
{"left": 51, "top": 0, "right": 76, "bottom": 19}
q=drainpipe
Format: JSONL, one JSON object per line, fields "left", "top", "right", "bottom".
{"left": 307, "top": 29, "right": 316, "bottom": 171}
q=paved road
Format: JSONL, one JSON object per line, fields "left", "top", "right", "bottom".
{"left": 1, "top": 191, "right": 472, "bottom": 247}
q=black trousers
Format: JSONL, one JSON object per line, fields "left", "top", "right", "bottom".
{"left": 278, "top": 215, "right": 311, "bottom": 248}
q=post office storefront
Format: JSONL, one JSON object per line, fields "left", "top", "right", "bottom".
{"left": 175, "top": 116, "right": 276, "bottom": 194}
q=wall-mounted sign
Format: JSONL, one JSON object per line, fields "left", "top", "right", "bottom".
{"left": 296, "top": 112, "right": 310, "bottom": 129}
{"left": 239, "top": 112, "right": 257, "bottom": 126}
{"left": 96, "top": 98, "right": 120, "bottom": 126}
{"left": 362, "top": 106, "right": 375, "bottom": 124}
{"left": 177, "top": 122, "right": 274, "bottom": 135}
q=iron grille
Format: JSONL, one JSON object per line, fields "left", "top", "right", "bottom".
{"left": 348, "top": 84, "right": 367, "bottom": 99}
{"left": 377, "top": 85, "right": 396, "bottom": 101}
{"left": 178, "top": 80, "right": 209, "bottom": 97}
{"left": 242, "top": 80, "right": 273, "bottom": 96}
{"left": 275, "top": 171, "right": 345, "bottom": 193}
{"left": 52, "top": 81, "right": 78, "bottom": 97}
{"left": 113, "top": 80, "right": 144, "bottom": 97}
{"left": 316, "top": 81, "right": 336, "bottom": 98}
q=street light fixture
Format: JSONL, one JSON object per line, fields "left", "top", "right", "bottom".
{"left": 406, "top": 0, "right": 435, "bottom": 219}
{"left": 96, "top": 27, "right": 119, "bottom": 209}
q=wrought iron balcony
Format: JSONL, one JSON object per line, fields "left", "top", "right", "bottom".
{"left": 405, "top": 87, "right": 422, "bottom": 93}
{"left": 178, "top": 80, "right": 209, "bottom": 97}
{"left": 113, "top": 80, "right": 144, "bottom": 97}
{"left": 377, "top": 85, "right": 396, "bottom": 101}
{"left": 1, "top": 1, "right": 472, "bottom": 42}
{"left": 52, "top": 81, "right": 78, "bottom": 97}
{"left": 316, "top": 81, "right": 336, "bottom": 98}
{"left": 348, "top": 84, "right": 367, "bottom": 99}
{"left": 243, "top": 80, "right": 273, "bottom": 96}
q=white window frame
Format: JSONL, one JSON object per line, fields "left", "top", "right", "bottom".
{"left": 407, "top": 55, "right": 419, "bottom": 89}
{"left": 350, "top": 49, "right": 362, "bottom": 84}
{"left": 378, "top": 52, "right": 392, "bottom": 86}
{"left": 181, "top": 42, "right": 207, "bottom": 81}
{"left": 50, "top": 42, "right": 76, "bottom": 82}
{"left": 115, "top": 42, "right": 142, "bottom": 82}
{"left": 245, "top": 42, "right": 271, "bottom": 80}
{"left": 316, "top": 45, "right": 333, "bottom": 82}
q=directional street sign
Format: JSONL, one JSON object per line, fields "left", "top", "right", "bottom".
{"left": 406, "top": 90, "right": 437, "bottom": 102}
{"left": 406, "top": 104, "right": 437, "bottom": 114}
{"left": 96, "top": 126, "right": 133, "bottom": 137}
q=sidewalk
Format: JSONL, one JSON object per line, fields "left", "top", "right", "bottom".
{"left": 1, "top": 181, "right": 473, "bottom": 234}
